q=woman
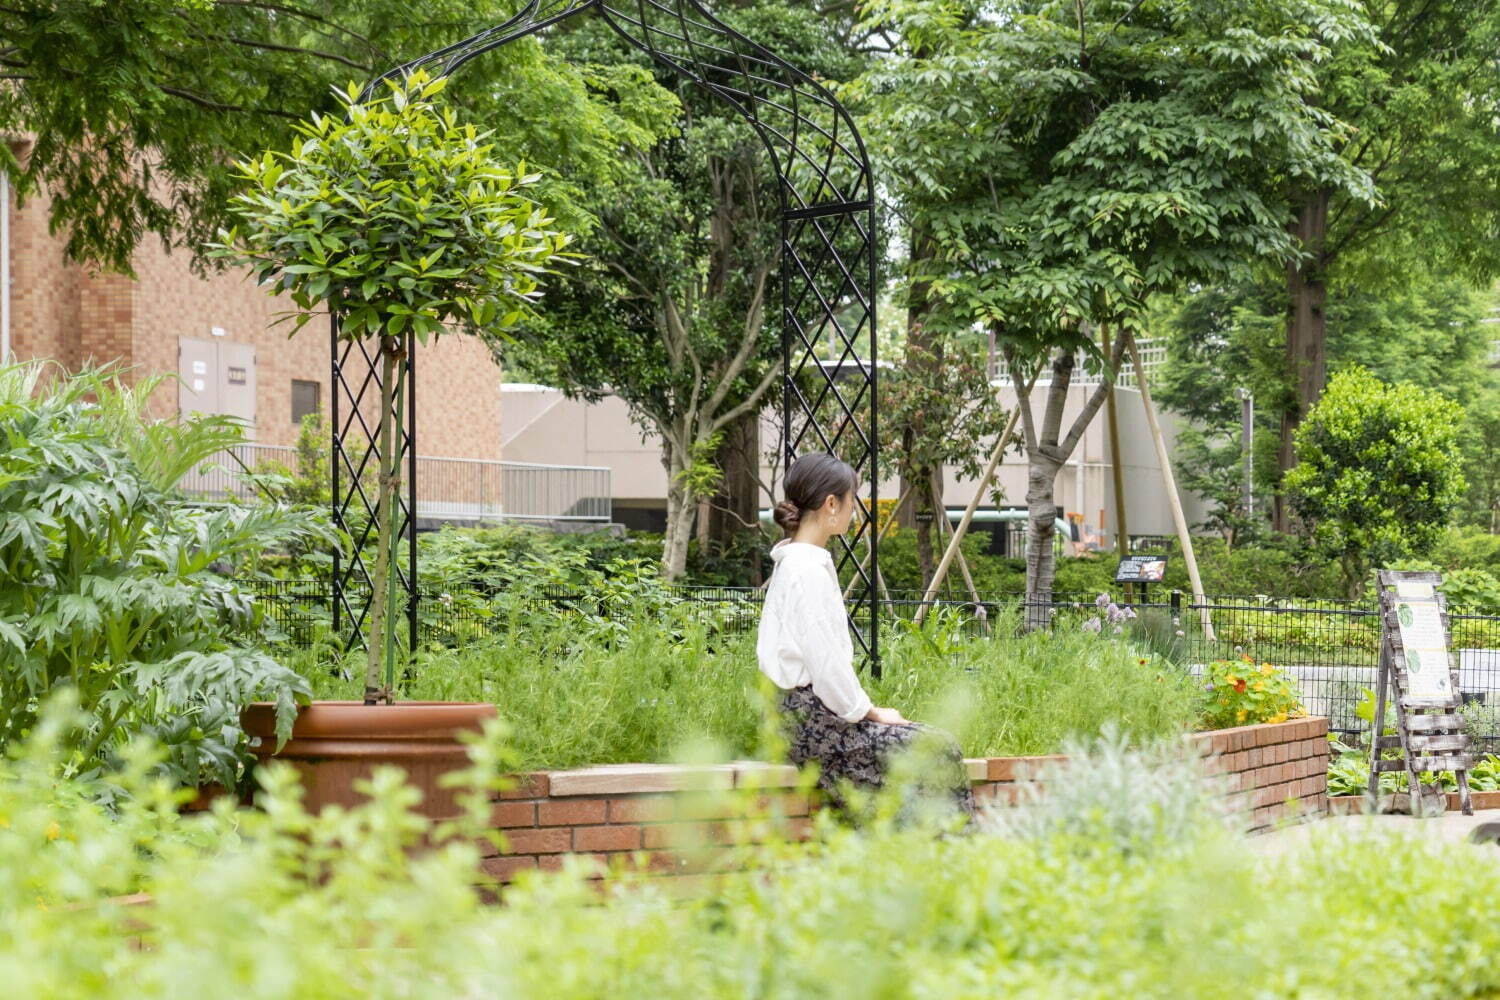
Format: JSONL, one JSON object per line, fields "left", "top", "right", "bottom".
{"left": 756, "top": 452, "right": 976, "bottom": 821}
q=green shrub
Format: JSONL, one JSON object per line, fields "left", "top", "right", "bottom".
{"left": 0, "top": 366, "right": 321, "bottom": 785}
{"left": 13, "top": 712, "right": 1500, "bottom": 998}
{"left": 292, "top": 602, "right": 1199, "bottom": 768}
{"left": 1199, "top": 657, "right": 1304, "bottom": 730}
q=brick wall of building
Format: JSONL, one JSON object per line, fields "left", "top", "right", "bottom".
{"left": 5, "top": 148, "right": 503, "bottom": 459}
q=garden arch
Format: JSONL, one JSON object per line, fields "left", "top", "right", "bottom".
{"left": 331, "top": 0, "right": 882, "bottom": 667}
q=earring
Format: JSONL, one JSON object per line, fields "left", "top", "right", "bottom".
{"left": 827, "top": 512, "right": 836, "bottom": 528}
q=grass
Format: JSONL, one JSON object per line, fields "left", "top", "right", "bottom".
{"left": 287, "top": 601, "right": 1202, "bottom": 770}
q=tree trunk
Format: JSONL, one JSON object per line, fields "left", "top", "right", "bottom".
{"left": 1024, "top": 456, "right": 1062, "bottom": 630}
{"left": 916, "top": 467, "right": 943, "bottom": 589}
{"left": 364, "top": 335, "right": 401, "bottom": 704}
{"left": 661, "top": 441, "right": 695, "bottom": 582}
{"left": 1275, "top": 188, "right": 1331, "bottom": 532}
{"left": 705, "top": 408, "right": 760, "bottom": 554}
{"left": 902, "top": 225, "right": 940, "bottom": 589}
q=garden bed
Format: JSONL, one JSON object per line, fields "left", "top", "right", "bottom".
{"left": 479, "top": 717, "right": 1330, "bottom": 883}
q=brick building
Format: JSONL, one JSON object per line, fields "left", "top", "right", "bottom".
{"left": 2, "top": 138, "right": 503, "bottom": 460}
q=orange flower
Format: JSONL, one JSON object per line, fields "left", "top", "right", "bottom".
{"left": 1233, "top": 677, "right": 1248, "bottom": 694}
{"left": 1138, "top": 658, "right": 1148, "bottom": 665}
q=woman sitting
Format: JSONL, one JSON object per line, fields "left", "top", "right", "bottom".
{"left": 756, "top": 452, "right": 975, "bottom": 822}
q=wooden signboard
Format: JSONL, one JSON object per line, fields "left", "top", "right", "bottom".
{"left": 1368, "top": 570, "right": 1473, "bottom": 816}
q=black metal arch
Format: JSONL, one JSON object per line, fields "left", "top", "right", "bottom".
{"left": 332, "top": 0, "right": 881, "bottom": 665}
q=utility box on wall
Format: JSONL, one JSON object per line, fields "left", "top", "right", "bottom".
{"left": 178, "top": 336, "right": 256, "bottom": 432}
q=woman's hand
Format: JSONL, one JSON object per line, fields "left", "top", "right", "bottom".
{"left": 865, "top": 706, "right": 911, "bottom": 726}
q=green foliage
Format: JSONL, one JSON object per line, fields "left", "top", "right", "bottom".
{"left": 0, "top": 2, "right": 654, "bottom": 272}
{"left": 1199, "top": 658, "right": 1305, "bottom": 731}
{"left": 1326, "top": 737, "right": 1500, "bottom": 797}
{"left": 290, "top": 602, "right": 1198, "bottom": 770}
{"left": 0, "top": 366, "right": 320, "bottom": 785}
{"left": 848, "top": 0, "right": 1376, "bottom": 358}
{"left": 212, "top": 71, "right": 569, "bottom": 343}
{"left": 15, "top": 709, "right": 1500, "bottom": 998}
{"left": 1286, "top": 367, "right": 1467, "bottom": 595}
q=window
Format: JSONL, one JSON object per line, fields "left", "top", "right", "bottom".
{"left": 291, "top": 379, "right": 321, "bottom": 425}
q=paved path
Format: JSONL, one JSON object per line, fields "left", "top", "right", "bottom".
{"left": 1250, "top": 807, "right": 1500, "bottom": 859}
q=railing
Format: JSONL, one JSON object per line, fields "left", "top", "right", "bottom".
{"left": 182, "top": 445, "right": 612, "bottom": 524}
{"left": 989, "top": 336, "right": 1165, "bottom": 388}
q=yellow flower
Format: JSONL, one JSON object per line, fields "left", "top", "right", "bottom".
{"left": 44, "top": 821, "right": 59, "bottom": 842}
{"left": 1225, "top": 675, "right": 1240, "bottom": 687}
{"left": 1253, "top": 681, "right": 1266, "bottom": 692}
{"left": 1268, "top": 713, "right": 1287, "bottom": 724}
{"left": 1260, "top": 663, "right": 1275, "bottom": 676}
{"left": 1236, "top": 709, "right": 1248, "bottom": 722}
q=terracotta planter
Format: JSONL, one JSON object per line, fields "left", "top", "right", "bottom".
{"left": 241, "top": 701, "right": 498, "bottom": 819}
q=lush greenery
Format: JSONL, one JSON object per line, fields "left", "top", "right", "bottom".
{"left": 213, "top": 72, "right": 570, "bottom": 702}
{"left": 0, "top": 366, "right": 320, "bottom": 786}
{"left": 11, "top": 714, "right": 1500, "bottom": 998}
{"left": 1285, "top": 367, "right": 1467, "bottom": 596}
{"left": 1200, "top": 658, "right": 1304, "bottom": 731}
{"left": 848, "top": 0, "right": 1378, "bottom": 601}
{"left": 0, "top": 1, "right": 661, "bottom": 272}
{"left": 289, "top": 601, "right": 1200, "bottom": 770}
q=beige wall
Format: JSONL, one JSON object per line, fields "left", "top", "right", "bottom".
{"left": 5, "top": 147, "right": 502, "bottom": 459}
{"left": 501, "top": 382, "right": 1210, "bottom": 540}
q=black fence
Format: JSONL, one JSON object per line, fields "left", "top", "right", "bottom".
{"left": 245, "top": 578, "right": 1500, "bottom": 750}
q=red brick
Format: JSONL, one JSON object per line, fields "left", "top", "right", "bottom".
{"left": 481, "top": 855, "right": 537, "bottom": 881}
{"left": 498, "top": 773, "right": 549, "bottom": 800}
{"left": 1257, "top": 725, "right": 1278, "bottom": 748}
{"left": 539, "top": 799, "right": 609, "bottom": 826}
{"left": 490, "top": 801, "right": 536, "bottom": 829}
{"left": 574, "top": 824, "right": 643, "bottom": 852}
{"left": 609, "top": 795, "right": 675, "bottom": 823}
{"left": 504, "top": 827, "right": 572, "bottom": 855}
{"left": 987, "top": 755, "right": 1068, "bottom": 782}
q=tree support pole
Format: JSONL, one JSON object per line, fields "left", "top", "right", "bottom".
{"left": 1101, "top": 325, "right": 1130, "bottom": 557}
{"left": 915, "top": 403, "right": 1022, "bottom": 626}
{"left": 1124, "top": 328, "right": 1214, "bottom": 640}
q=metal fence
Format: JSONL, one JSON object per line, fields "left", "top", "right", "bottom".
{"left": 245, "top": 579, "right": 1500, "bottom": 750}
{"left": 180, "top": 444, "right": 611, "bottom": 524}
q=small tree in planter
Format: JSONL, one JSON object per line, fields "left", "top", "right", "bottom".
{"left": 214, "top": 71, "right": 568, "bottom": 705}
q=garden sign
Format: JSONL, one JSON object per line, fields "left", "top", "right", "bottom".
{"left": 1368, "top": 570, "right": 1473, "bottom": 816}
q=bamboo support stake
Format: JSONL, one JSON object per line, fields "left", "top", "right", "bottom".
{"left": 1123, "top": 328, "right": 1214, "bottom": 640}
{"left": 1102, "top": 325, "right": 1132, "bottom": 601}
{"left": 914, "top": 403, "right": 1023, "bottom": 626}
{"left": 929, "top": 468, "right": 985, "bottom": 603}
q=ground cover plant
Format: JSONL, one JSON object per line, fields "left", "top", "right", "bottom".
{"left": 290, "top": 599, "right": 1201, "bottom": 770}
{"left": 10, "top": 712, "right": 1500, "bottom": 999}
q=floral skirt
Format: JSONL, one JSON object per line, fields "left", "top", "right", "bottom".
{"left": 779, "top": 685, "right": 976, "bottom": 821}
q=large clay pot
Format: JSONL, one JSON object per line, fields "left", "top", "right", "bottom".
{"left": 240, "top": 701, "right": 498, "bottom": 819}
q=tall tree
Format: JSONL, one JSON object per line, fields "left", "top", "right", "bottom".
{"left": 499, "top": 4, "right": 868, "bottom": 580}
{"left": 1270, "top": 0, "right": 1500, "bottom": 528}
{"left": 0, "top": 0, "right": 661, "bottom": 271}
{"left": 849, "top": 0, "right": 1377, "bottom": 610}
{"left": 1158, "top": 267, "right": 1496, "bottom": 537}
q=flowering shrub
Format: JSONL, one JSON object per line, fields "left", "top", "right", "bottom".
{"left": 1082, "top": 592, "right": 1137, "bottom": 634}
{"left": 1201, "top": 656, "right": 1305, "bottom": 730}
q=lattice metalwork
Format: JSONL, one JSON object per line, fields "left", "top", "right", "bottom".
{"left": 334, "top": 0, "right": 881, "bottom": 664}
{"left": 331, "top": 321, "right": 419, "bottom": 655}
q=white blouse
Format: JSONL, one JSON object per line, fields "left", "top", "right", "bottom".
{"left": 756, "top": 539, "right": 873, "bottom": 723}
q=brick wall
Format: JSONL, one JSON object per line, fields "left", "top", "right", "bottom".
{"left": 5, "top": 151, "right": 503, "bottom": 459}
{"left": 479, "top": 718, "right": 1331, "bottom": 885}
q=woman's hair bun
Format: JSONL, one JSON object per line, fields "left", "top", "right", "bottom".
{"left": 773, "top": 500, "right": 802, "bottom": 532}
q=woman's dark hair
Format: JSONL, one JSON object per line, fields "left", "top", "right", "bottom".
{"left": 773, "top": 453, "right": 859, "bottom": 535}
